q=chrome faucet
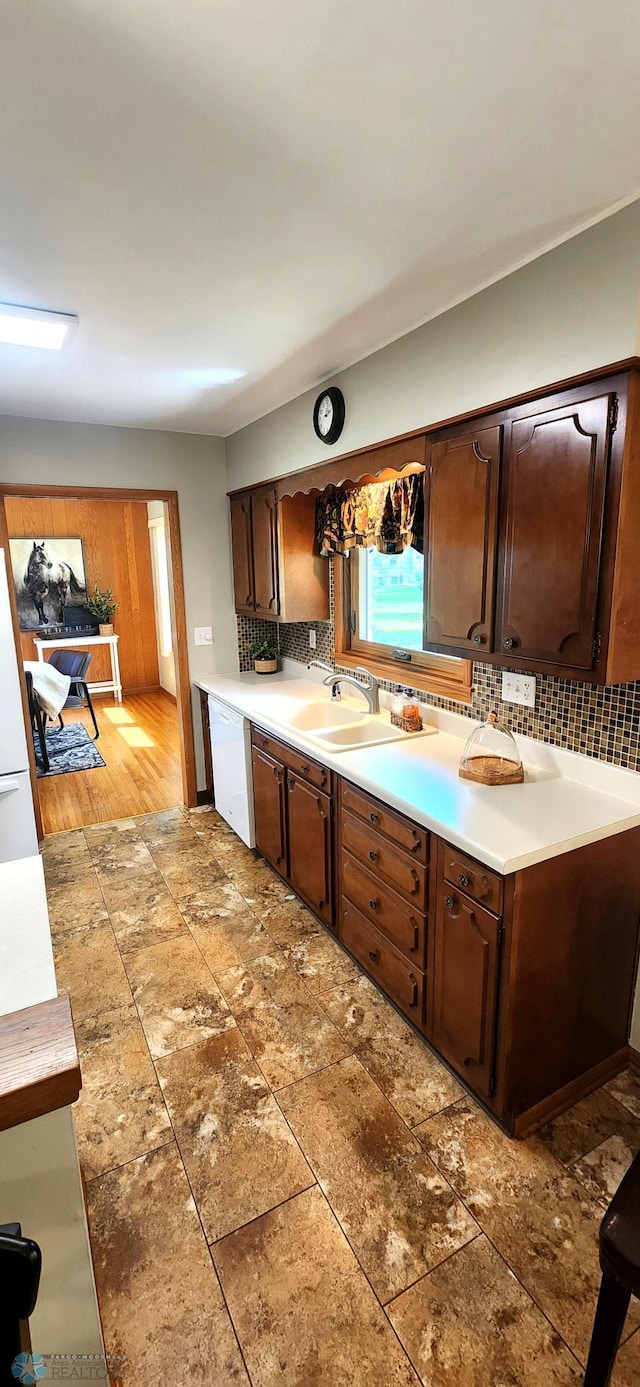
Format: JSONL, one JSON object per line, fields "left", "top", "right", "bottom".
{"left": 322, "top": 666, "right": 380, "bottom": 714}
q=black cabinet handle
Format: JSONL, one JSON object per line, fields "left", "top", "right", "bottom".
{"left": 369, "top": 850, "right": 378, "bottom": 862}
{"left": 370, "top": 812, "right": 379, "bottom": 824}
{"left": 444, "top": 894, "right": 455, "bottom": 909}
{"left": 503, "top": 636, "right": 516, "bottom": 650}
{"left": 368, "top": 950, "right": 378, "bottom": 962}
{"left": 458, "top": 874, "right": 470, "bottom": 888}
{"left": 274, "top": 770, "right": 281, "bottom": 783}
{"left": 369, "top": 898, "right": 378, "bottom": 911}
{"left": 299, "top": 765, "right": 309, "bottom": 775}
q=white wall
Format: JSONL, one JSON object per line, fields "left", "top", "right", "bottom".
{"left": 147, "top": 499, "right": 177, "bottom": 698}
{"left": 226, "top": 200, "right": 640, "bottom": 489}
{"left": 0, "top": 417, "right": 238, "bottom": 789}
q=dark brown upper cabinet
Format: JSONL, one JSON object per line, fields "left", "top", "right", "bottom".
{"left": 495, "top": 393, "right": 610, "bottom": 669}
{"left": 425, "top": 424, "right": 501, "bottom": 654}
{"left": 251, "top": 487, "right": 280, "bottom": 616}
{"left": 229, "top": 493, "right": 254, "bottom": 615}
{"left": 229, "top": 487, "right": 329, "bottom": 623}
{"left": 423, "top": 366, "right": 640, "bottom": 683}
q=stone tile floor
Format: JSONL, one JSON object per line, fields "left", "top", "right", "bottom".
{"left": 43, "top": 806, "right": 640, "bottom": 1386}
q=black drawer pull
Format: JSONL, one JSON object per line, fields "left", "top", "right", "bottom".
{"left": 458, "top": 873, "right": 470, "bottom": 888}
{"left": 370, "top": 812, "right": 379, "bottom": 824}
{"left": 369, "top": 898, "right": 378, "bottom": 911}
{"left": 369, "top": 850, "right": 378, "bottom": 862}
{"left": 368, "top": 950, "right": 378, "bottom": 962}
{"left": 261, "top": 737, "right": 268, "bottom": 748}
{"left": 444, "top": 894, "right": 455, "bottom": 910}
{"left": 299, "top": 764, "right": 309, "bottom": 775}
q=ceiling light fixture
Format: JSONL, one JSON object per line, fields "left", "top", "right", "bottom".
{"left": 0, "top": 303, "right": 78, "bottom": 350}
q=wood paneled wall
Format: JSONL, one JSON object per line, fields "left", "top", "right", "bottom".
{"left": 6, "top": 495, "right": 160, "bottom": 693}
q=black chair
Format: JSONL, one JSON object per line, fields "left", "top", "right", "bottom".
{"left": 46, "top": 650, "right": 100, "bottom": 740}
{"left": 584, "top": 1148, "right": 640, "bottom": 1384}
{"left": 0, "top": 1222, "right": 42, "bottom": 1378}
{"left": 24, "top": 670, "right": 50, "bottom": 773}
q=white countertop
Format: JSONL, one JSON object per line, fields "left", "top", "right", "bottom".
{"left": 196, "top": 664, "right": 640, "bottom": 875}
{"left": 0, "top": 854, "right": 57, "bottom": 1018}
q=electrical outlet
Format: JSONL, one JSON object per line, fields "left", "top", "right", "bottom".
{"left": 309, "top": 629, "right": 317, "bottom": 650}
{"left": 501, "top": 671, "right": 536, "bottom": 708}
{"left": 194, "top": 626, "right": 213, "bottom": 647}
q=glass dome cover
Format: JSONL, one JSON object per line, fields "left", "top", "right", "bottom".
{"left": 459, "top": 711, "right": 524, "bottom": 785}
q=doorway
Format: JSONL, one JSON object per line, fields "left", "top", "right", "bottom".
{"left": 0, "top": 483, "right": 197, "bottom": 838}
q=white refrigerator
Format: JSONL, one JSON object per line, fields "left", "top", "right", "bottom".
{"left": 0, "top": 547, "right": 38, "bottom": 861}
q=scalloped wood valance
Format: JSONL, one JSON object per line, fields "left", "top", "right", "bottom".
{"left": 275, "top": 434, "right": 426, "bottom": 499}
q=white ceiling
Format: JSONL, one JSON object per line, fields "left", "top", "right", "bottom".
{"left": 1, "top": 0, "right": 640, "bottom": 437}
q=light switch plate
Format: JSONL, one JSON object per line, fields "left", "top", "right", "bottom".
{"left": 308, "top": 629, "right": 317, "bottom": 650}
{"left": 501, "top": 671, "right": 536, "bottom": 708}
{"left": 194, "top": 626, "right": 213, "bottom": 646}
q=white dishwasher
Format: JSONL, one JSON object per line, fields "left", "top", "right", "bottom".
{"left": 208, "top": 695, "right": 256, "bottom": 848}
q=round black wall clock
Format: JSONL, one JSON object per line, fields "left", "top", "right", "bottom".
{"left": 313, "top": 386, "right": 345, "bottom": 445}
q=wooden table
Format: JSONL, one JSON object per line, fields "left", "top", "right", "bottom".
{"left": 33, "top": 633, "right": 122, "bottom": 704}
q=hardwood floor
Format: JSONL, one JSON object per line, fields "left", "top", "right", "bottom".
{"left": 39, "top": 689, "right": 183, "bottom": 834}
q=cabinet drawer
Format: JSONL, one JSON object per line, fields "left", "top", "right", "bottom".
{"left": 341, "top": 899, "right": 425, "bottom": 1025}
{"left": 251, "top": 726, "right": 330, "bottom": 792}
{"left": 341, "top": 812, "right": 427, "bottom": 908}
{"left": 443, "top": 845, "right": 503, "bottom": 916}
{"left": 342, "top": 852, "right": 426, "bottom": 964}
{"left": 340, "top": 781, "right": 428, "bottom": 862}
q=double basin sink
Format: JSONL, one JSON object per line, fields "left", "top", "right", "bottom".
{"left": 277, "top": 698, "right": 432, "bottom": 753}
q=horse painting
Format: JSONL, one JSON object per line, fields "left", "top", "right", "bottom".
{"left": 23, "top": 540, "right": 85, "bottom": 626}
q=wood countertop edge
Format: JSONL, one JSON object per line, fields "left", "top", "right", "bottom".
{"left": 0, "top": 994, "right": 81, "bottom": 1135}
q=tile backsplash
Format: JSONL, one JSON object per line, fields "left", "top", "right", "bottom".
{"left": 237, "top": 562, "right": 640, "bottom": 773}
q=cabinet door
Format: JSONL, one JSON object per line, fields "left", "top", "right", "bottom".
{"left": 425, "top": 425, "right": 501, "bottom": 653}
{"left": 252, "top": 487, "right": 280, "bottom": 617}
{"left": 252, "top": 747, "right": 286, "bottom": 873}
{"left": 230, "top": 494, "right": 255, "bottom": 614}
{"left": 496, "top": 393, "right": 612, "bottom": 668}
{"left": 286, "top": 772, "right": 333, "bottom": 925}
{"left": 432, "top": 886, "right": 502, "bottom": 1099}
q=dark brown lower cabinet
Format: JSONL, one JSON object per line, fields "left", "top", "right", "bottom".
{"left": 251, "top": 728, "right": 335, "bottom": 927}
{"left": 341, "top": 899, "right": 425, "bottom": 1025}
{"left": 431, "top": 881, "right": 502, "bottom": 1100}
{"left": 286, "top": 771, "right": 333, "bottom": 926}
{"left": 252, "top": 746, "right": 287, "bottom": 874}
{"left": 250, "top": 732, "right": 640, "bottom": 1137}
{"left": 199, "top": 689, "right": 214, "bottom": 804}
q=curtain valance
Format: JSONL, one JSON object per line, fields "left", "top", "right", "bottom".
{"left": 315, "top": 473, "right": 424, "bottom": 558}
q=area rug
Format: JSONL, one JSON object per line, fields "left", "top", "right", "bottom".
{"left": 34, "top": 724, "right": 106, "bottom": 778}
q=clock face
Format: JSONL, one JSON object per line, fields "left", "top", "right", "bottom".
{"left": 317, "top": 393, "right": 334, "bottom": 436}
{"left": 313, "top": 386, "right": 345, "bottom": 445}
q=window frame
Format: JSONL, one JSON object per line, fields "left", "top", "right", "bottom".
{"left": 333, "top": 548, "right": 473, "bottom": 703}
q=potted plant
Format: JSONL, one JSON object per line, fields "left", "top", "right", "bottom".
{"left": 87, "top": 583, "right": 119, "bottom": 636}
{"left": 249, "top": 637, "right": 278, "bottom": 675}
